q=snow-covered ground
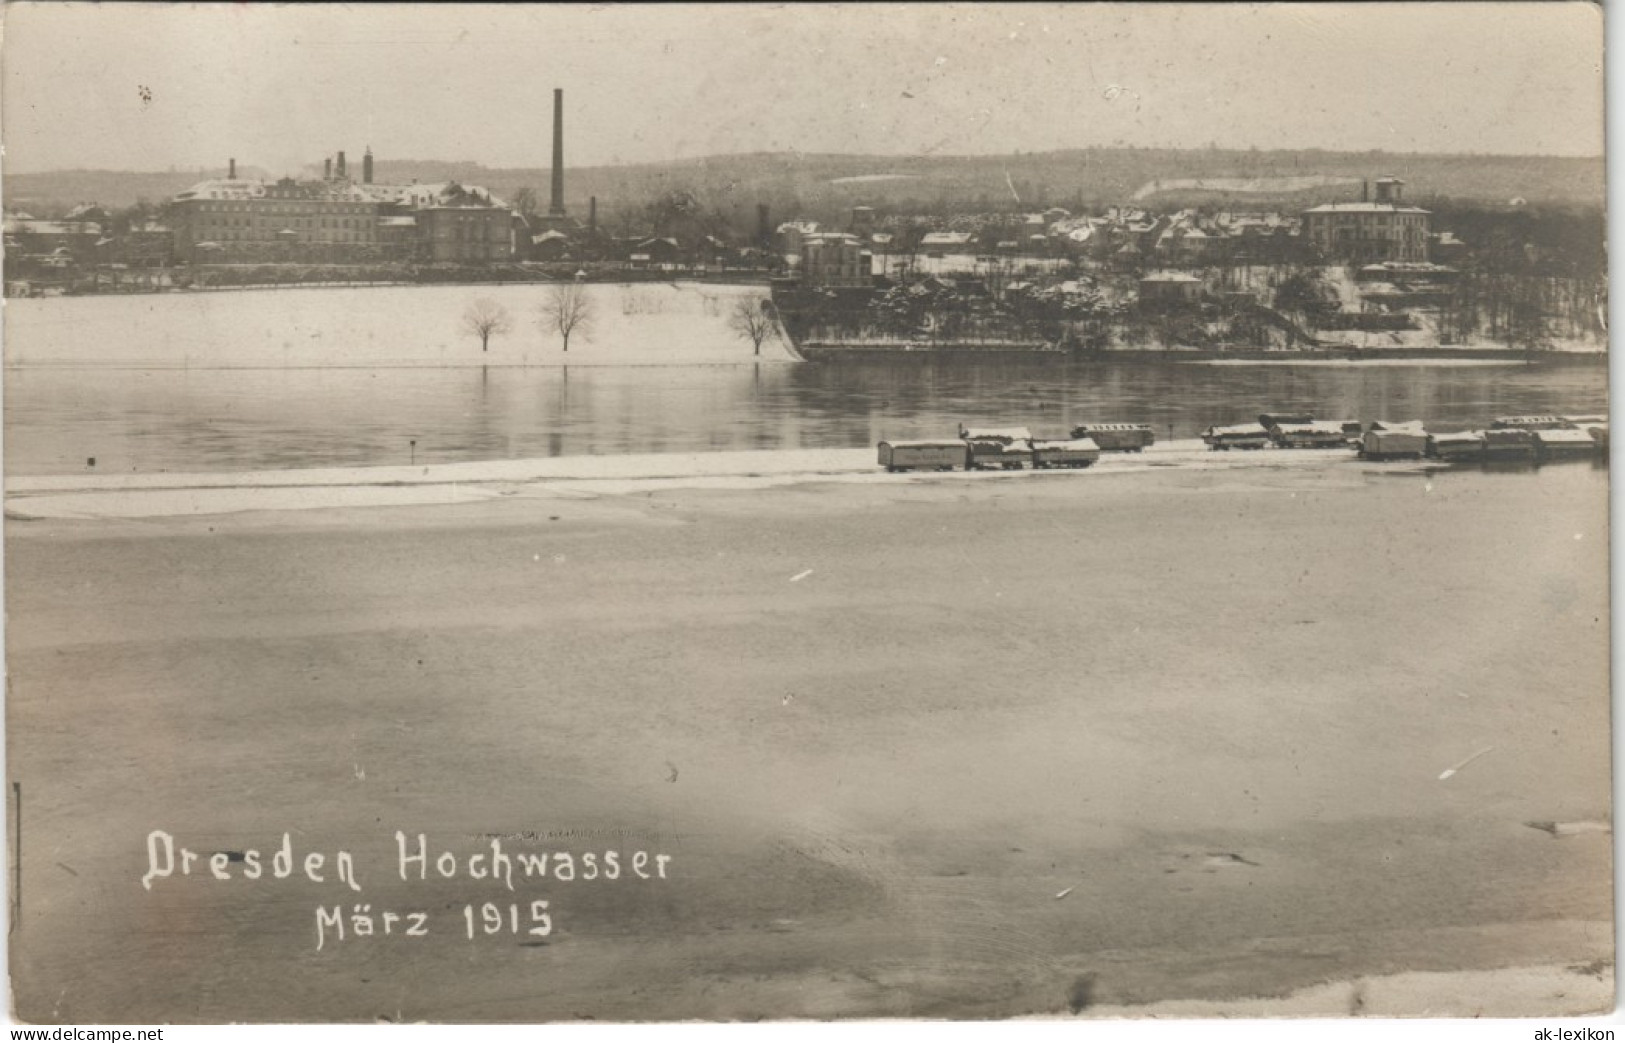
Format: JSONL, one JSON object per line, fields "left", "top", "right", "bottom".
{"left": 5, "top": 440, "right": 1408, "bottom": 519}
{"left": 4, "top": 280, "right": 797, "bottom": 368}
{"left": 1185, "top": 358, "right": 1531, "bottom": 368}
{"left": 1068, "top": 962, "right": 1612, "bottom": 1018}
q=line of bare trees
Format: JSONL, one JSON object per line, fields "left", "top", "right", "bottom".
{"left": 462, "top": 287, "right": 780, "bottom": 355}
{"left": 460, "top": 284, "right": 597, "bottom": 354}
{"left": 1435, "top": 271, "right": 1602, "bottom": 352}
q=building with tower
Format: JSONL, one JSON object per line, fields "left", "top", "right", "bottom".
{"left": 169, "top": 147, "right": 514, "bottom": 265}
{"left": 1301, "top": 177, "right": 1431, "bottom": 264}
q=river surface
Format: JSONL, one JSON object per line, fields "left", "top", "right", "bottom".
{"left": 3, "top": 286, "right": 1609, "bottom": 476}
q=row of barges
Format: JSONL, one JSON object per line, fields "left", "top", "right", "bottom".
{"left": 1405, "top": 415, "right": 1608, "bottom": 462}
{"left": 878, "top": 423, "right": 1155, "bottom": 472}
{"left": 1204, "top": 412, "right": 1609, "bottom": 462}
{"left": 877, "top": 413, "right": 1606, "bottom": 471}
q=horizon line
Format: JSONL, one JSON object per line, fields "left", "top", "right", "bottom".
{"left": 4, "top": 145, "right": 1607, "bottom": 180}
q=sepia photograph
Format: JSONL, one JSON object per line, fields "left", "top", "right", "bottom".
{"left": 0, "top": 1, "right": 1612, "bottom": 1029}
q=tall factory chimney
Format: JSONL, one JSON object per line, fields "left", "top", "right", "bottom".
{"left": 229, "top": 158, "right": 236, "bottom": 179}
{"left": 549, "top": 88, "right": 567, "bottom": 217}
{"left": 757, "top": 203, "right": 771, "bottom": 247}
{"left": 589, "top": 196, "right": 597, "bottom": 236}
{"left": 337, "top": 150, "right": 347, "bottom": 179}
{"left": 325, "top": 157, "right": 333, "bottom": 181}
{"left": 363, "top": 147, "right": 374, "bottom": 185}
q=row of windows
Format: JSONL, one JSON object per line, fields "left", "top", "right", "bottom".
{"left": 1321, "top": 227, "right": 1426, "bottom": 237}
{"left": 193, "top": 202, "right": 371, "bottom": 215}
{"left": 1310, "top": 219, "right": 1426, "bottom": 229}
{"left": 442, "top": 224, "right": 499, "bottom": 241}
{"left": 196, "top": 216, "right": 368, "bottom": 231}
{"left": 198, "top": 230, "right": 375, "bottom": 243}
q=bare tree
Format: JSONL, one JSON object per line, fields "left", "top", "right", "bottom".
{"left": 511, "top": 186, "right": 539, "bottom": 221}
{"left": 542, "top": 281, "right": 595, "bottom": 352}
{"left": 461, "top": 298, "right": 513, "bottom": 352}
{"left": 729, "top": 297, "right": 777, "bottom": 355}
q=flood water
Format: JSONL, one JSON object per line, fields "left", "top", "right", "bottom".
{"left": 2, "top": 283, "right": 1609, "bottom": 476}
{"left": 4, "top": 354, "right": 1608, "bottom": 476}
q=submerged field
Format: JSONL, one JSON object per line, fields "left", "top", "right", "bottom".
{"left": 5, "top": 458, "right": 1611, "bottom": 1021}
{"left": 3, "top": 281, "right": 794, "bottom": 369}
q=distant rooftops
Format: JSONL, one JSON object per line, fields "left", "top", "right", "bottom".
{"left": 4, "top": 217, "right": 102, "bottom": 235}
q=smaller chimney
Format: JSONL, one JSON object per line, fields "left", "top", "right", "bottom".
{"left": 1361, "top": 180, "right": 1368, "bottom": 203}
{"left": 337, "top": 150, "right": 347, "bottom": 179}
{"left": 589, "top": 196, "right": 597, "bottom": 235}
{"left": 363, "top": 147, "right": 373, "bottom": 185}
{"left": 325, "top": 157, "right": 332, "bottom": 181}
{"left": 228, "top": 157, "right": 236, "bottom": 179}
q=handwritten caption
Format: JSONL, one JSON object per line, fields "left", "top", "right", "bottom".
{"left": 140, "top": 830, "right": 673, "bottom": 951}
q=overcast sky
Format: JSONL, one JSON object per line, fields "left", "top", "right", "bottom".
{"left": 2, "top": 2, "right": 1604, "bottom": 176}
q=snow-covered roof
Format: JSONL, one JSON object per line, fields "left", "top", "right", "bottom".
{"left": 174, "top": 179, "right": 268, "bottom": 201}
{"left": 372, "top": 180, "right": 503, "bottom": 209}
{"left": 959, "top": 425, "right": 1033, "bottom": 442}
{"left": 1361, "top": 262, "right": 1456, "bottom": 274}
{"left": 1274, "top": 421, "right": 1355, "bottom": 435}
{"left": 1303, "top": 203, "right": 1430, "bottom": 215}
{"left": 1534, "top": 429, "right": 1596, "bottom": 445}
{"left": 5, "top": 219, "right": 102, "bottom": 235}
{"left": 174, "top": 175, "right": 508, "bottom": 209}
{"left": 1491, "top": 415, "right": 1568, "bottom": 428}
{"left": 803, "top": 232, "right": 862, "bottom": 247}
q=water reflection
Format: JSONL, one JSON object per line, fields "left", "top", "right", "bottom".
{"left": 5, "top": 357, "right": 1609, "bottom": 476}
